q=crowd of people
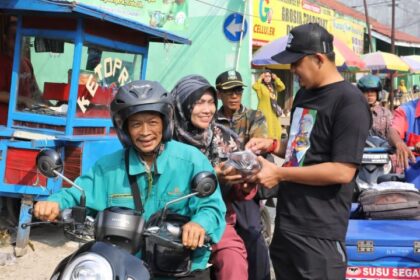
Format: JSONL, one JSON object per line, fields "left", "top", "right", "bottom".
{"left": 32, "top": 22, "right": 419, "bottom": 280}
{"left": 356, "top": 75, "right": 419, "bottom": 186}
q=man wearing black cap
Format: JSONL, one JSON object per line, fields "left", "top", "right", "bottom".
{"left": 247, "top": 23, "right": 371, "bottom": 279}
{"left": 215, "top": 70, "right": 271, "bottom": 280}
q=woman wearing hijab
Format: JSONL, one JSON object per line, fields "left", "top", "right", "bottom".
{"left": 171, "top": 75, "right": 257, "bottom": 280}
{"left": 252, "top": 69, "right": 285, "bottom": 139}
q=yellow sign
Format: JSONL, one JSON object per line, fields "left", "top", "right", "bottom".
{"left": 253, "top": 0, "right": 333, "bottom": 46}
{"left": 332, "top": 16, "right": 365, "bottom": 55}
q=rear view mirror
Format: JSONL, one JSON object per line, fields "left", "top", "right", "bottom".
{"left": 190, "top": 172, "right": 217, "bottom": 198}
{"left": 36, "top": 149, "right": 63, "bottom": 178}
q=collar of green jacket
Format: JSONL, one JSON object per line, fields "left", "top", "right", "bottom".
{"left": 127, "top": 146, "right": 167, "bottom": 176}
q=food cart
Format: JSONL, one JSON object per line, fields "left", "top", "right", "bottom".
{"left": 0, "top": 0, "right": 189, "bottom": 255}
{"left": 346, "top": 219, "right": 420, "bottom": 280}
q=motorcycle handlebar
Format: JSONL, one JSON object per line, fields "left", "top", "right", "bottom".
{"left": 21, "top": 220, "right": 68, "bottom": 229}
{"left": 22, "top": 207, "right": 84, "bottom": 230}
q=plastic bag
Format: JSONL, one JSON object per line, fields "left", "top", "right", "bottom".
{"left": 225, "top": 150, "right": 261, "bottom": 175}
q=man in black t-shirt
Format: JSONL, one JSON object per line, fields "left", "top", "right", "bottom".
{"left": 246, "top": 23, "right": 371, "bottom": 280}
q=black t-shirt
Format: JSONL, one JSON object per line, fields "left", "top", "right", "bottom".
{"left": 277, "top": 80, "right": 371, "bottom": 241}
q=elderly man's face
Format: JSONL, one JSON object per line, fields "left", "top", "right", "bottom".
{"left": 127, "top": 112, "right": 163, "bottom": 153}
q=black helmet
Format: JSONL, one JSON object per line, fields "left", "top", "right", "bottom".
{"left": 110, "top": 80, "right": 174, "bottom": 147}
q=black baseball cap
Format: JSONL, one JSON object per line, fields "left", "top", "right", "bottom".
{"left": 271, "top": 23, "right": 334, "bottom": 64}
{"left": 215, "top": 70, "right": 246, "bottom": 90}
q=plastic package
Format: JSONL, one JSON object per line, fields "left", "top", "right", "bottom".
{"left": 225, "top": 150, "right": 261, "bottom": 175}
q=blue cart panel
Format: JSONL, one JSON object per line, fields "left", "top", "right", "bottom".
{"left": 346, "top": 219, "right": 420, "bottom": 280}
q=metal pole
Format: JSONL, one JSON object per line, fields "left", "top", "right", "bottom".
{"left": 363, "top": 0, "right": 373, "bottom": 52}
{"left": 389, "top": 71, "right": 395, "bottom": 110}
{"left": 389, "top": 0, "right": 396, "bottom": 110}
{"left": 235, "top": 0, "right": 247, "bottom": 71}
{"left": 391, "top": 0, "right": 396, "bottom": 54}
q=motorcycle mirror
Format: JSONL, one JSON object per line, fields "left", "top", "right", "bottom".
{"left": 190, "top": 171, "right": 217, "bottom": 198}
{"left": 159, "top": 171, "right": 217, "bottom": 225}
{"left": 35, "top": 149, "right": 87, "bottom": 212}
{"left": 36, "top": 149, "right": 63, "bottom": 178}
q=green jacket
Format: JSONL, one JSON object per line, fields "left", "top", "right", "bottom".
{"left": 48, "top": 140, "right": 226, "bottom": 271}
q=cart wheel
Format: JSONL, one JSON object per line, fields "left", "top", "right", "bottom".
{"left": 260, "top": 206, "right": 272, "bottom": 246}
{"left": 5, "top": 197, "right": 21, "bottom": 226}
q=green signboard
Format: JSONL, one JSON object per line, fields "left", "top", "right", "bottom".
{"left": 71, "top": 0, "right": 188, "bottom": 33}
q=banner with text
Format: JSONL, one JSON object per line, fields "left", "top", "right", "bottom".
{"left": 67, "top": 0, "right": 188, "bottom": 33}
{"left": 346, "top": 266, "right": 420, "bottom": 280}
{"left": 253, "top": 0, "right": 333, "bottom": 46}
{"left": 253, "top": 0, "right": 366, "bottom": 54}
{"left": 332, "top": 16, "right": 365, "bottom": 55}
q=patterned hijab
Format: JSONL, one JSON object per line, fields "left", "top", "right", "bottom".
{"left": 170, "top": 75, "right": 218, "bottom": 150}
{"left": 171, "top": 75, "right": 241, "bottom": 165}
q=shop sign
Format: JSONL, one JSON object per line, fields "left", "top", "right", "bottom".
{"left": 333, "top": 16, "right": 365, "bottom": 55}
{"left": 78, "top": 57, "right": 127, "bottom": 112}
{"left": 253, "top": 0, "right": 333, "bottom": 46}
{"left": 346, "top": 266, "right": 420, "bottom": 280}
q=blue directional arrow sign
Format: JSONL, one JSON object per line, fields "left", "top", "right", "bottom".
{"left": 223, "top": 13, "right": 248, "bottom": 42}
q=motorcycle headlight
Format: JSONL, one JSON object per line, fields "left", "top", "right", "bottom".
{"left": 61, "top": 253, "right": 113, "bottom": 280}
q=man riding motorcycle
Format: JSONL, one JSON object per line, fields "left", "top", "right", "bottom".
{"left": 34, "top": 80, "right": 226, "bottom": 279}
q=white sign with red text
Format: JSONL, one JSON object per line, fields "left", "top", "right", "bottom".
{"left": 346, "top": 266, "right": 420, "bottom": 280}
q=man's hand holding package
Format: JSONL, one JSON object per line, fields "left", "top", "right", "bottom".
{"left": 249, "top": 156, "right": 281, "bottom": 188}
{"left": 214, "top": 162, "right": 244, "bottom": 185}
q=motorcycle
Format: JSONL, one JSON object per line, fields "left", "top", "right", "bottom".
{"left": 356, "top": 135, "right": 394, "bottom": 190}
{"left": 22, "top": 149, "right": 217, "bottom": 280}
{"left": 355, "top": 135, "right": 412, "bottom": 191}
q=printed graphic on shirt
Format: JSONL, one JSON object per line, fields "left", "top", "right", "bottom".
{"left": 283, "top": 107, "right": 317, "bottom": 167}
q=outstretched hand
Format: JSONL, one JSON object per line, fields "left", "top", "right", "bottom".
{"left": 249, "top": 156, "right": 281, "bottom": 188}
{"left": 245, "top": 138, "right": 275, "bottom": 154}
{"left": 214, "top": 162, "right": 244, "bottom": 185}
{"left": 395, "top": 141, "right": 417, "bottom": 169}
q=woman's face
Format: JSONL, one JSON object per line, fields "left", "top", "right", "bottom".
{"left": 363, "top": 90, "right": 378, "bottom": 105}
{"left": 263, "top": 72, "right": 272, "bottom": 83}
{"left": 190, "top": 92, "right": 216, "bottom": 129}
